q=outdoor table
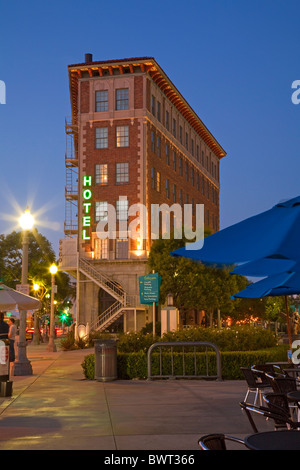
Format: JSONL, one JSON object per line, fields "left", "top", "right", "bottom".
{"left": 244, "top": 430, "right": 300, "bottom": 450}
{"left": 283, "top": 368, "right": 300, "bottom": 378}
{"left": 287, "top": 391, "right": 300, "bottom": 402}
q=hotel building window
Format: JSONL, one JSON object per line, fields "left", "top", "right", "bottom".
{"left": 116, "top": 88, "right": 129, "bottom": 110}
{"left": 116, "top": 126, "right": 129, "bottom": 147}
{"left": 172, "top": 118, "right": 176, "bottom": 138}
{"left": 116, "top": 162, "right": 129, "bottom": 184}
{"left": 179, "top": 156, "right": 183, "bottom": 176}
{"left": 201, "top": 177, "right": 205, "bottom": 195}
{"left": 156, "top": 171, "right": 161, "bottom": 192}
{"left": 172, "top": 151, "right": 176, "bottom": 171}
{"left": 185, "top": 132, "right": 189, "bottom": 150}
{"left": 116, "top": 239, "right": 129, "bottom": 259}
{"left": 95, "top": 127, "right": 108, "bottom": 149}
{"left": 166, "top": 178, "right": 170, "bottom": 198}
{"left": 166, "top": 144, "right": 170, "bottom": 165}
{"left": 156, "top": 135, "right": 161, "bottom": 157}
{"left": 172, "top": 183, "right": 177, "bottom": 203}
{"left": 94, "top": 238, "right": 108, "bottom": 259}
{"left": 151, "top": 95, "right": 155, "bottom": 116}
{"left": 179, "top": 126, "right": 183, "bottom": 144}
{"left": 185, "top": 162, "right": 189, "bottom": 181}
{"left": 116, "top": 199, "right": 129, "bottom": 221}
{"left": 95, "top": 164, "right": 108, "bottom": 185}
{"left": 165, "top": 110, "right": 169, "bottom": 130}
{"left": 179, "top": 188, "right": 183, "bottom": 206}
{"left": 151, "top": 167, "right": 155, "bottom": 189}
{"left": 151, "top": 131, "right": 155, "bottom": 152}
{"left": 95, "top": 90, "right": 108, "bottom": 112}
{"left": 156, "top": 101, "right": 161, "bottom": 122}
{"left": 191, "top": 167, "right": 194, "bottom": 186}
{"left": 95, "top": 201, "right": 108, "bottom": 222}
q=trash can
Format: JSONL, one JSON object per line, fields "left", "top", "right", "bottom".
{"left": 94, "top": 339, "right": 117, "bottom": 382}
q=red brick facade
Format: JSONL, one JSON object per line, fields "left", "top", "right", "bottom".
{"left": 68, "top": 57, "right": 225, "bottom": 258}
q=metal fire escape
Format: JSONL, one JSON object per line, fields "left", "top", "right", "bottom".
{"left": 64, "top": 117, "right": 78, "bottom": 236}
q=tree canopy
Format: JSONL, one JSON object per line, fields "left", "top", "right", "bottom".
{"left": 0, "top": 229, "right": 74, "bottom": 302}
{"left": 147, "top": 234, "right": 249, "bottom": 317}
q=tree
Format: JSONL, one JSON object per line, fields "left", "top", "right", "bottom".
{"left": 148, "top": 233, "right": 248, "bottom": 326}
{"left": 0, "top": 229, "right": 74, "bottom": 302}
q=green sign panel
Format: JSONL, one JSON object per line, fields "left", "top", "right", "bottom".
{"left": 139, "top": 273, "right": 161, "bottom": 305}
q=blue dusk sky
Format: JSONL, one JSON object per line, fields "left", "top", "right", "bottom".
{"left": 0, "top": 0, "right": 299, "bottom": 256}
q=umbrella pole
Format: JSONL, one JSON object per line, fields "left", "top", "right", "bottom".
{"left": 285, "top": 295, "right": 292, "bottom": 348}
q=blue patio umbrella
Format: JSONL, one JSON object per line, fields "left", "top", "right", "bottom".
{"left": 230, "top": 257, "right": 298, "bottom": 277}
{"left": 231, "top": 271, "right": 300, "bottom": 299}
{"left": 171, "top": 196, "right": 300, "bottom": 271}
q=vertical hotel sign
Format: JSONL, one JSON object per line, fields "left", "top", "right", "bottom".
{"left": 82, "top": 175, "right": 92, "bottom": 240}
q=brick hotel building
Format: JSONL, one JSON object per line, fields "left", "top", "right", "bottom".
{"left": 59, "top": 54, "right": 226, "bottom": 332}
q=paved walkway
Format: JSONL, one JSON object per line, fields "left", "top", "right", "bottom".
{"left": 0, "top": 342, "right": 271, "bottom": 450}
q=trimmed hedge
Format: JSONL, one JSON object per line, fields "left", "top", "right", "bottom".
{"left": 116, "top": 327, "right": 278, "bottom": 353}
{"left": 81, "top": 345, "right": 289, "bottom": 381}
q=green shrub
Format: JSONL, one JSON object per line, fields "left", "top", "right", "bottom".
{"left": 160, "top": 326, "right": 277, "bottom": 351}
{"left": 114, "top": 326, "right": 277, "bottom": 354}
{"left": 60, "top": 330, "right": 77, "bottom": 351}
{"left": 81, "top": 353, "right": 95, "bottom": 379}
{"left": 117, "top": 332, "right": 160, "bottom": 353}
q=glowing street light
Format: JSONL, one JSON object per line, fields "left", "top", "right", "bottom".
{"left": 48, "top": 264, "right": 58, "bottom": 352}
{"left": 14, "top": 207, "right": 34, "bottom": 376}
{"left": 19, "top": 208, "right": 34, "bottom": 231}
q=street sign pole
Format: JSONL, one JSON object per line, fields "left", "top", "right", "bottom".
{"left": 153, "top": 302, "right": 155, "bottom": 337}
{"left": 152, "top": 271, "right": 155, "bottom": 337}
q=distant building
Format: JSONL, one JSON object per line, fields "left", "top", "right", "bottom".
{"left": 59, "top": 55, "right": 226, "bottom": 332}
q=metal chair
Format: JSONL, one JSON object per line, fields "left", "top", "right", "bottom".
{"left": 240, "top": 367, "right": 271, "bottom": 405}
{"left": 239, "top": 400, "right": 298, "bottom": 432}
{"left": 252, "top": 363, "right": 286, "bottom": 379}
{"left": 198, "top": 433, "right": 246, "bottom": 450}
{"left": 266, "top": 375, "right": 298, "bottom": 394}
{"left": 264, "top": 392, "right": 300, "bottom": 426}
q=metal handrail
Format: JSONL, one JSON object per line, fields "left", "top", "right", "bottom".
{"left": 90, "top": 300, "right": 123, "bottom": 331}
{"left": 147, "top": 341, "right": 222, "bottom": 381}
{"left": 79, "top": 258, "right": 125, "bottom": 300}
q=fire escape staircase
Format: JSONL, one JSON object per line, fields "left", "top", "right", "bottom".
{"left": 78, "top": 257, "right": 134, "bottom": 331}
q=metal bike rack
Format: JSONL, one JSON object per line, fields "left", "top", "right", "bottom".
{"left": 147, "top": 341, "right": 222, "bottom": 381}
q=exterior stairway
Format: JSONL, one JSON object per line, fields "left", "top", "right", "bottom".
{"left": 78, "top": 257, "right": 135, "bottom": 332}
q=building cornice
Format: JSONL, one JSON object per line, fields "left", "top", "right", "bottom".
{"left": 68, "top": 57, "right": 226, "bottom": 159}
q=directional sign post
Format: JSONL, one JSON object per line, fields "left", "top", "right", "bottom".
{"left": 139, "top": 273, "right": 161, "bottom": 305}
{"left": 139, "top": 272, "right": 161, "bottom": 336}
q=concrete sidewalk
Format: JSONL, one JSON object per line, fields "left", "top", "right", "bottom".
{"left": 0, "top": 342, "right": 271, "bottom": 450}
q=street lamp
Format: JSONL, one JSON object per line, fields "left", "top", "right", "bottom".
{"left": 33, "top": 283, "right": 41, "bottom": 345}
{"left": 48, "top": 264, "right": 57, "bottom": 352}
{"left": 14, "top": 207, "right": 34, "bottom": 376}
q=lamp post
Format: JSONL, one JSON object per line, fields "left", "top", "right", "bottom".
{"left": 14, "top": 207, "right": 34, "bottom": 376}
{"left": 33, "top": 283, "right": 41, "bottom": 345}
{"left": 47, "top": 264, "right": 57, "bottom": 352}
{"left": 161, "top": 292, "right": 178, "bottom": 336}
